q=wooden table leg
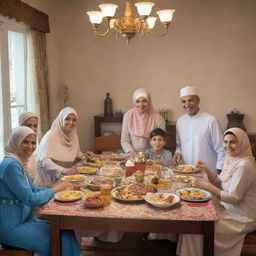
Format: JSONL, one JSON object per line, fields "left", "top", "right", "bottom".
{"left": 203, "top": 221, "right": 214, "bottom": 256}
{"left": 50, "top": 216, "right": 61, "bottom": 256}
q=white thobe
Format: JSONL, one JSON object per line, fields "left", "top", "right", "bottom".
{"left": 176, "top": 112, "right": 225, "bottom": 172}
{"left": 177, "top": 158, "right": 256, "bottom": 256}
{"left": 121, "top": 113, "right": 166, "bottom": 153}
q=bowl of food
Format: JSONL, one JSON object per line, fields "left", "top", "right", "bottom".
{"left": 85, "top": 176, "right": 115, "bottom": 191}
{"left": 83, "top": 194, "right": 104, "bottom": 209}
{"left": 145, "top": 192, "right": 180, "bottom": 209}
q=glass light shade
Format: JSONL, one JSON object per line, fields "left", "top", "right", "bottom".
{"left": 146, "top": 16, "right": 157, "bottom": 29}
{"left": 135, "top": 2, "right": 155, "bottom": 16}
{"left": 87, "top": 11, "right": 103, "bottom": 24}
{"left": 99, "top": 4, "right": 118, "bottom": 17}
{"left": 156, "top": 9, "right": 175, "bottom": 23}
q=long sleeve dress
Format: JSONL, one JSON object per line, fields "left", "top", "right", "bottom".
{"left": 176, "top": 158, "right": 256, "bottom": 256}
{"left": 175, "top": 111, "right": 226, "bottom": 172}
{"left": 0, "top": 157, "right": 81, "bottom": 256}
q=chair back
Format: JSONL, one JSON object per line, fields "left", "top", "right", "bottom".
{"left": 95, "top": 135, "right": 121, "bottom": 153}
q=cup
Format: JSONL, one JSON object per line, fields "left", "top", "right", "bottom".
{"left": 100, "top": 184, "right": 112, "bottom": 206}
{"left": 134, "top": 171, "right": 144, "bottom": 183}
{"left": 125, "top": 166, "right": 135, "bottom": 177}
{"left": 134, "top": 162, "right": 146, "bottom": 173}
{"left": 113, "top": 176, "right": 122, "bottom": 187}
{"left": 102, "top": 151, "right": 112, "bottom": 165}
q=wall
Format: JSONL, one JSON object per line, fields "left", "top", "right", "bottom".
{"left": 22, "top": 0, "right": 256, "bottom": 151}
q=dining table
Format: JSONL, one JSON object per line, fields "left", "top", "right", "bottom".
{"left": 38, "top": 165, "right": 217, "bottom": 256}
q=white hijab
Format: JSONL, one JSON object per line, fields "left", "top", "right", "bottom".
{"left": 36, "top": 107, "right": 81, "bottom": 162}
{"left": 5, "top": 126, "right": 36, "bottom": 170}
{"left": 18, "top": 112, "right": 38, "bottom": 126}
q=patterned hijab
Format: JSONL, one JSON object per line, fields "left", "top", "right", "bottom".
{"left": 220, "top": 127, "right": 254, "bottom": 182}
{"left": 37, "top": 107, "right": 81, "bottom": 162}
{"left": 125, "top": 88, "right": 163, "bottom": 138}
{"left": 5, "top": 126, "right": 36, "bottom": 169}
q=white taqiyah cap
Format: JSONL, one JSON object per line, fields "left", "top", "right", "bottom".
{"left": 180, "top": 86, "right": 198, "bottom": 98}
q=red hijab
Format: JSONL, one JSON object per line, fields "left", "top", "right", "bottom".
{"left": 125, "top": 88, "right": 163, "bottom": 138}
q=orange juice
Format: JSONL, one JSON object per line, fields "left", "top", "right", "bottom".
{"left": 100, "top": 185, "right": 112, "bottom": 205}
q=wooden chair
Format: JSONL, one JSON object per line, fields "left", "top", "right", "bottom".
{"left": 0, "top": 243, "right": 33, "bottom": 256}
{"left": 244, "top": 230, "right": 256, "bottom": 244}
{"left": 95, "top": 135, "right": 122, "bottom": 153}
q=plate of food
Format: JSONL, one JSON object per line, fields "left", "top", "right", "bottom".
{"left": 61, "top": 174, "right": 86, "bottom": 183}
{"left": 111, "top": 183, "right": 156, "bottom": 202}
{"left": 77, "top": 166, "right": 98, "bottom": 175}
{"left": 172, "top": 165, "right": 200, "bottom": 174}
{"left": 173, "top": 175, "right": 192, "bottom": 183}
{"left": 176, "top": 188, "right": 211, "bottom": 202}
{"left": 85, "top": 176, "right": 115, "bottom": 191}
{"left": 86, "top": 161, "right": 105, "bottom": 168}
{"left": 99, "top": 165, "right": 123, "bottom": 177}
{"left": 111, "top": 153, "right": 127, "bottom": 161}
{"left": 54, "top": 190, "right": 84, "bottom": 202}
{"left": 145, "top": 192, "right": 180, "bottom": 209}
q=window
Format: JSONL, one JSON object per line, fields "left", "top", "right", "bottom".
{"left": 0, "top": 18, "right": 37, "bottom": 159}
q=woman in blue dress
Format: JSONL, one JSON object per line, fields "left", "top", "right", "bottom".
{"left": 0, "top": 126, "right": 81, "bottom": 256}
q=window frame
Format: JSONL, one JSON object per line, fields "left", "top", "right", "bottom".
{"left": 0, "top": 17, "right": 30, "bottom": 155}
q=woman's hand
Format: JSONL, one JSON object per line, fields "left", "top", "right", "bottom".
{"left": 84, "top": 151, "right": 94, "bottom": 161}
{"left": 173, "top": 153, "right": 181, "bottom": 165}
{"left": 191, "top": 177, "right": 209, "bottom": 190}
{"left": 128, "top": 150, "right": 137, "bottom": 158}
{"left": 66, "top": 166, "right": 78, "bottom": 175}
{"left": 52, "top": 181, "right": 72, "bottom": 193}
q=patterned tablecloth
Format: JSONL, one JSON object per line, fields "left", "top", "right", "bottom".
{"left": 40, "top": 170, "right": 217, "bottom": 222}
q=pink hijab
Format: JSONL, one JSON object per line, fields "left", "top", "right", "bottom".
{"left": 125, "top": 88, "right": 163, "bottom": 138}
{"left": 220, "top": 127, "right": 254, "bottom": 182}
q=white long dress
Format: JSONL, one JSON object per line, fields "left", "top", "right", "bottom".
{"left": 121, "top": 112, "right": 166, "bottom": 153}
{"left": 176, "top": 158, "right": 256, "bottom": 256}
{"left": 176, "top": 111, "right": 225, "bottom": 172}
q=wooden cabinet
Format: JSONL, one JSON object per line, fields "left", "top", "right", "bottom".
{"left": 165, "top": 122, "right": 176, "bottom": 155}
{"left": 94, "top": 114, "right": 123, "bottom": 137}
{"left": 248, "top": 134, "right": 256, "bottom": 159}
{"left": 94, "top": 115, "right": 256, "bottom": 159}
{"left": 94, "top": 114, "right": 176, "bottom": 153}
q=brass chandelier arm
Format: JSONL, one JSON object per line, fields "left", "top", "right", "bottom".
{"left": 93, "top": 27, "right": 110, "bottom": 37}
{"left": 148, "top": 23, "right": 170, "bottom": 37}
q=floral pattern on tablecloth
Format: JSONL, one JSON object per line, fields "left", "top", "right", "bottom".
{"left": 39, "top": 168, "right": 217, "bottom": 221}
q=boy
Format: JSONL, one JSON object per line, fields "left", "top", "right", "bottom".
{"left": 145, "top": 128, "right": 172, "bottom": 167}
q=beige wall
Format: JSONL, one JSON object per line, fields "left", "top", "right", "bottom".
{"left": 22, "top": 0, "right": 256, "bottom": 151}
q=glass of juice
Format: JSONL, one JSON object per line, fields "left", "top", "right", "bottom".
{"left": 100, "top": 184, "right": 112, "bottom": 206}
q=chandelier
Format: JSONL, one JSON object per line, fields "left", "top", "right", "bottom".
{"left": 87, "top": 1, "right": 175, "bottom": 44}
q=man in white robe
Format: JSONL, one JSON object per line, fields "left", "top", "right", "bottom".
{"left": 173, "top": 86, "right": 225, "bottom": 173}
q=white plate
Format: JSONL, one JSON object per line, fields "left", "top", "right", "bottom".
{"left": 77, "top": 166, "right": 98, "bottom": 175}
{"left": 145, "top": 192, "right": 180, "bottom": 209}
{"left": 172, "top": 165, "right": 200, "bottom": 174}
{"left": 99, "top": 165, "right": 123, "bottom": 177}
{"left": 61, "top": 175, "right": 86, "bottom": 183}
{"left": 84, "top": 176, "right": 115, "bottom": 191}
{"left": 54, "top": 190, "right": 84, "bottom": 202}
{"left": 111, "top": 186, "right": 145, "bottom": 202}
{"left": 176, "top": 188, "right": 211, "bottom": 202}
{"left": 173, "top": 175, "right": 192, "bottom": 183}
